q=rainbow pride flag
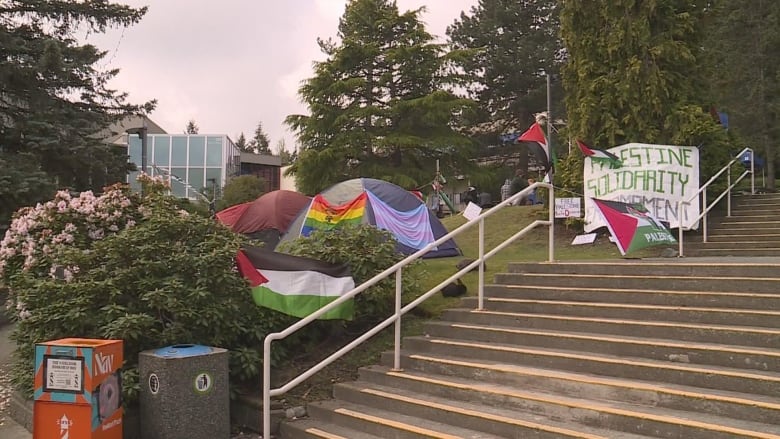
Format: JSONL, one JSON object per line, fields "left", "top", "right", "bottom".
{"left": 301, "top": 192, "right": 367, "bottom": 236}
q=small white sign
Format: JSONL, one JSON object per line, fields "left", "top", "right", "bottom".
{"left": 462, "top": 202, "right": 482, "bottom": 221}
{"left": 58, "top": 414, "right": 72, "bottom": 436}
{"left": 148, "top": 373, "right": 160, "bottom": 395}
{"left": 194, "top": 372, "right": 213, "bottom": 394}
{"left": 555, "top": 198, "right": 582, "bottom": 219}
{"left": 45, "top": 357, "right": 83, "bottom": 392}
{"left": 571, "top": 233, "right": 597, "bottom": 245}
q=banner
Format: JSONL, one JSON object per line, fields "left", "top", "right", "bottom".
{"left": 583, "top": 143, "right": 699, "bottom": 232}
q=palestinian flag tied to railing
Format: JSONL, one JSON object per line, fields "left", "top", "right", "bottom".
{"left": 236, "top": 245, "right": 355, "bottom": 320}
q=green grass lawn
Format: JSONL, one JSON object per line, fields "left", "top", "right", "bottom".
{"left": 415, "top": 204, "right": 668, "bottom": 316}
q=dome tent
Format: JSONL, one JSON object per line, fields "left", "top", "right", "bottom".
{"left": 280, "top": 178, "right": 461, "bottom": 258}
{"left": 216, "top": 190, "right": 311, "bottom": 247}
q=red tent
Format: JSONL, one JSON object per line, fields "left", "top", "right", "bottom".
{"left": 216, "top": 190, "right": 311, "bottom": 239}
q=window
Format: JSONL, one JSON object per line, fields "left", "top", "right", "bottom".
{"left": 153, "top": 136, "right": 170, "bottom": 167}
{"left": 170, "top": 167, "right": 187, "bottom": 198}
{"left": 128, "top": 136, "right": 142, "bottom": 167}
{"left": 171, "top": 136, "right": 188, "bottom": 166}
{"left": 188, "top": 168, "right": 205, "bottom": 196}
{"left": 189, "top": 136, "right": 206, "bottom": 167}
{"left": 206, "top": 137, "right": 223, "bottom": 167}
{"left": 205, "top": 168, "right": 222, "bottom": 188}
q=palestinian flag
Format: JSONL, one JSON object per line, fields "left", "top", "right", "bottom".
{"left": 577, "top": 140, "right": 622, "bottom": 168}
{"left": 591, "top": 198, "right": 676, "bottom": 255}
{"left": 518, "top": 121, "right": 554, "bottom": 175}
{"left": 236, "top": 245, "right": 355, "bottom": 320}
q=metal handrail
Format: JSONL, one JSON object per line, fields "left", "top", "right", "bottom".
{"left": 262, "top": 182, "right": 555, "bottom": 438}
{"left": 677, "top": 147, "right": 755, "bottom": 256}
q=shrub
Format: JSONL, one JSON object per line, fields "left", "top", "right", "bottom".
{"left": 0, "top": 176, "right": 296, "bottom": 402}
{"left": 278, "top": 225, "right": 422, "bottom": 329}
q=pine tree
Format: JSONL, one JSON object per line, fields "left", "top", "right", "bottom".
{"left": 234, "top": 132, "right": 251, "bottom": 153}
{"left": 0, "top": 0, "right": 152, "bottom": 224}
{"left": 185, "top": 119, "right": 199, "bottom": 134}
{"left": 276, "top": 139, "right": 295, "bottom": 166}
{"left": 249, "top": 122, "right": 271, "bottom": 155}
{"left": 286, "top": 0, "right": 477, "bottom": 194}
{"left": 447, "top": 0, "right": 563, "bottom": 126}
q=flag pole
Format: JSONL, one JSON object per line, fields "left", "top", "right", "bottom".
{"left": 546, "top": 73, "right": 552, "bottom": 172}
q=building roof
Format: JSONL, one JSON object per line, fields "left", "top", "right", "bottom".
{"left": 104, "top": 115, "right": 167, "bottom": 146}
{"left": 240, "top": 152, "right": 281, "bottom": 167}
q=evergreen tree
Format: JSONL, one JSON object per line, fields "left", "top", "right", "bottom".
{"left": 705, "top": 0, "right": 780, "bottom": 189}
{"left": 276, "top": 139, "right": 295, "bottom": 166}
{"left": 447, "top": 0, "right": 563, "bottom": 126}
{"left": 185, "top": 119, "right": 199, "bottom": 134}
{"left": 559, "top": 1, "right": 732, "bottom": 191}
{"left": 234, "top": 132, "right": 251, "bottom": 153}
{"left": 249, "top": 121, "right": 271, "bottom": 154}
{"left": 285, "top": 0, "right": 477, "bottom": 194}
{"left": 0, "top": 0, "right": 151, "bottom": 224}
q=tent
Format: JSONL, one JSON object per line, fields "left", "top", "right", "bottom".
{"left": 216, "top": 190, "right": 312, "bottom": 247}
{"left": 279, "top": 178, "right": 461, "bottom": 258}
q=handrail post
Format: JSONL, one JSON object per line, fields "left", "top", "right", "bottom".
{"left": 263, "top": 338, "right": 271, "bottom": 439}
{"left": 393, "top": 268, "right": 403, "bottom": 371}
{"left": 702, "top": 187, "right": 708, "bottom": 243}
{"left": 677, "top": 200, "right": 684, "bottom": 257}
{"left": 727, "top": 165, "right": 732, "bottom": 217}
{"left": 477, "top": 217, "right": 485, "bottom": 310}
{"left": 751, "top": 148, "right": 755, "bottom": 195}
{"left": 548, "top": 185, "right": 555, "bottom": 262}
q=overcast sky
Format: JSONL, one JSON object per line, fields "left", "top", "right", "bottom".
{"left": 85, "top": 0, "right": 479, "bottom": 152}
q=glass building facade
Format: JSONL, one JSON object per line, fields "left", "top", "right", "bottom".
{"left": 128, "top": 134, "right": 240, "bottom": 199}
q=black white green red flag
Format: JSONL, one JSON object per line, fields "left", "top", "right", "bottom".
{"left": 577, "top": 140, "right": 622, "bottom": 168}
{"left": 517, "top": 122, "right": 553, "bottom": 173}
{"left": 236, "top": 245, "right": 355, "bottom": 320}
{"left": 591, "top": 198, "right": 676, "bottom": 255}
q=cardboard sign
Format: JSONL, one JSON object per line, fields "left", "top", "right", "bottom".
{"left": 571, "top": 233, "right": 597, "bottom": 245}
{"left": 555, "top": 198, "right": 582, "bottom": 219}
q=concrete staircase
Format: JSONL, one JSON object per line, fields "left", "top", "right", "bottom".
{"left": 684, "top": 192, "right": 780, "bottom": 257}
{"left": 280, "top": 260, "right": 780, "bottom": 438}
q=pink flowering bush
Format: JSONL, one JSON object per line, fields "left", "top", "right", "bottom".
{"left": 0, "top": 175, "right": 297, "bottom": 403}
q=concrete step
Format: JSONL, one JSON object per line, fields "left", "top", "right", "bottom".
{"left": 401, "top": 336, "right": 780, "bottom": 397}
{"left": 684, "top": 240, "right": 780, "bottom": 249}
{"left": 484, "top": 284, "right": 780, "bottom": 310}
{"left": 707, "top": 220, "right": 780, "bottom": 229}
{"left": 684, "top": 248, "right": 780, "bottom": 257}
{"left": 459, "top": 297, "right": 780, "bottom": 328}
{"left": 377, "top": 356, "right": 780, "bottom": 426}
{"left": 422, "top": 321, "right": 780, "bottom": 372}
{"left": 303, "top": 399, "right": 506, "bottom": 439}
{"left": 697, "top": 234, "right": 780, "bottom": 242}
{"left": 358, "top": 366, "right": 780, "bottom": 439}
{"left": 440, "top": 308, "right": 780, "bottom": 348}
{"left": 332, "top": 381, "right": 654, "bottom": 439}
{"left": 506, "top": 261, "right": 780, "bottom": 278}
{"left": 493, "top": 272, "right": 780, "bottom": 293}
{"left": 280, "top": 418, "right": 385, "bottom": 439}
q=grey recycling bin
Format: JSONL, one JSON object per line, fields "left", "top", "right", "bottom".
{"left": 139, "top": 344, "right": 229, "bottom": 439}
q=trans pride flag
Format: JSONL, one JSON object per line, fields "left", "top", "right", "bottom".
{"left": 301, "top": 192, "right": 367, "bottom": 237}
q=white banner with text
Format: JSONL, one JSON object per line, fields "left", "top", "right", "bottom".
{"left": 583, "top": 143, "right": 699, "bottom": 232}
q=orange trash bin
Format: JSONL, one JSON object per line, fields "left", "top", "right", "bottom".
{"left": 33, "top": 338, "right": 123, "bottom": 439}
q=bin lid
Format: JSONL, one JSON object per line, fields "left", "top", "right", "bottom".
{"left": 153, "top": 344, "right": 213, "bottom": 358}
